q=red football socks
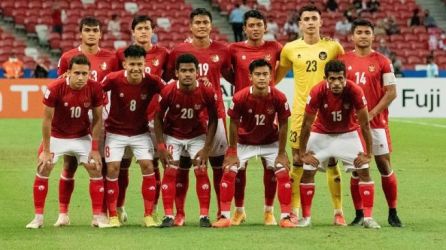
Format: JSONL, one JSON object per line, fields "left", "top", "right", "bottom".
{"left": 105, "top": 178, "right": 119, "bottom": 217}
{"left": 359, "top": 182, "right": 375, "bottom": 218}
{"left": 194, "top": 168, "right": 211, "bottom": 216}
{"left": 350, "top": 176, "right": 363, "bottom": 210}
{"left": 142, "top": 174, "right": 157, "bottom": 216}
{"left": 89, "top": 177, "right": 104, "bottom": 215}
{"left": 161, "top": 167, "right": 178, "bottom": 216}
{"left": 275, "top": 169, "right": 291, "bottom": 214}
{"left": 33, "top": 175, "right": 49, "bottom": 214}
{"left": 219, "top": 170, "right": 237, "bottom": 213}
{"left": 300, "top": 183, "right": 315, "bottom": 218}
{"left": 382, "top": 172, "right": 398, "bottom": 209}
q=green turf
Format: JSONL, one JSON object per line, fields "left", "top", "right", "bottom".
{"left": 1, "top": 118, "right": 445, "bottom": 249}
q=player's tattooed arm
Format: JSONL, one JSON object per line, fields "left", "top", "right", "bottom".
{"left": 39, "top": 106, "right": 55, "bottom": 171}
{"left": 355, "top": 107, "right": 372, "bottom": 167}
{"left": 275, "top": 118, "right": 290, "bottom": 169}
{"left": 223, "top": 118, "right": 240, "bottom": 169}
{"left": 299, "top": 112, "right": 319, "bottom": 168}
{"left": 368, "top": 84, "right": 397, "bottom": 121}
{"left": 89, "top": 106, "right": 103, "bottom": 170}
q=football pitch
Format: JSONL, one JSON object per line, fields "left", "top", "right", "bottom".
{"left": 1, "top": 118, "right": 445, "bottom": 249}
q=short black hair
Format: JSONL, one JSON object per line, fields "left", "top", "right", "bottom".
{"left": 175, "top": 53, "right": 199, "bottom": 70}
{"left": 249, "top": 59, "right": 272, "bottom": 73}
{"left": 324, "top": 59, "right": 346, "bottom": 77}
{"left": 124, "top": 45, "right": 146, "bottom": 58}
{"left": 298, "top": 5, "right": 321, "bottom": 20}
{"left": 131, "top": 15, "right": 154, "bottom": 30}
{"left": 243, "top": 10, "right": 266, "bottom": 26}
{"left": 69, "top": 54, "right": 90, "bottom": 69}
{"left": 351, "top": 19, "right": 374, "bottom": 33}
{"left": 190, "top": 8, "right": 212, "bottom": 22}
{"left": 79, "top": 16, "right": 101, "bottom": 32}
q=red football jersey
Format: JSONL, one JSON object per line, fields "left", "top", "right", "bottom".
{"left": 229, "top": 41, "right": 282, "bottom": 93}
{"left": 228, "top": 86, "right": 290, "bottom": 145}
{"left": 166, "top": 41, "right": 231, "bottom": 119}
{"left": 58, "top": 47, "right": 120, "bottom": 82}
{"left": 158, "top": 80, "right": 218, "bottom": 139}
{"left": 101, "top": 70, "right": 165, "bottom": 136}
{"left": 117, "top": 45, "right": 169, "bottom": 121}
{"left": 43, "top": 78, "right": 103, "bottom": 138}
{"left": 339, "top": 51, "right": 395, "bottom": 128}
{"left": 306, "top": 80, "right": 367, "bottom": 134}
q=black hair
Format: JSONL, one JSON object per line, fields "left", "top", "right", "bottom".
{"left": 249, "top": 59, "right": 272, "bottom": 73}
{"left": 124, "top": 45, "right": 147, "bottom": 58}
{"left": 175, "top": 53, "right": 199, "bottom": 70}
{"left": 69, "top": 54, "right": 90, "bottom": 69}
{"left": 298, "top": 5, "right": 321, "bottom": 20}
{"left": 324, "top": 59, "right": 346, "bottom": 77}
{"left": 190, "top": 8, "right": 212, "bottom": 22}
{"left": 131, "top": 15, "right": 154, "bottom": 30}
{"left": 79, "top": 16, "right": 101, "bottom": 32}
{"left": 351, "top": 18, "right": 374, "bottom": 33}
{"left": 243, "top": 9, "right": 266, "bottom": 26}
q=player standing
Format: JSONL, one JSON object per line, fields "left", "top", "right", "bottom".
{"left": 165, "top": 8, "right": 232, "bottom": 225}
{"left": 26, "top": 55, "right": 105, "bottom": 229}
{"left": 114, "top": 15, "right": 169, "bottom": 224}
{"left": 101, "top": 45, "right": 165, "bottom": 227}
{"left": 155, "top": 54, "right": 218, "bottom": 228}
{"left": 275, "top": 5, "right": 346, "bottom": 224}
{"left": 298, "top": 59, "right": 380, "bottom": 229}
{"left": 53, "top": 16, "right": 119, "bottom": 226}
{"left": 228, "top": 10, "right": 283, "bottom": 226}
{"left": 211, "top": 59, "right": 296, "bottom": 228}
{"left": 339, "top": 19, "right": 402, "bottom": 227}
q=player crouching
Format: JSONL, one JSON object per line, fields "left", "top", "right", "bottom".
{"left": 212, "top": 59, "right": 296, "bottom": 228}
{"left": 298, "top": 60, "right": 380, "bottom": 229}
{"left": 26, "top": 55, "right": 106, "bottom": 229}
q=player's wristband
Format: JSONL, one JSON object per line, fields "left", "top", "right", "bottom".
{"left": 91, "top": 140, "right": 99, "bottom": 151}
{"left": 225, "top": 147, "right": 237, "bottom": 157}
{"left": 157, "top": 143, "right": 167, "bottom": 152}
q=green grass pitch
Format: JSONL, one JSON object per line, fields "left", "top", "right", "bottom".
{"left": 1, "top": 118, "right": 445, "bottom": 249}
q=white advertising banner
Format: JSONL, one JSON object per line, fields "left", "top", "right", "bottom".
{"left": 221, "top": 78, "right": 446, "bottom": 118}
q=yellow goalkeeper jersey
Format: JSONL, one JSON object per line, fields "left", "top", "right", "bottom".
{"left": 279, "top": 37, "right": 344, "bottom": 115}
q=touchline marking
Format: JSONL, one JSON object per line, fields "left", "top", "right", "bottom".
{"left": 391, "top": 119, "right": 446, "bottom": 128}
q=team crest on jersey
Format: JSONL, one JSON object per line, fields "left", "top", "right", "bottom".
{"left": 348, "top": 65, "right": 353, "bottom": 71}
{"left": 323, "top": 103, "right": 328, "bottom": 109}
{"left": 267, "top": 107, "right": 274, "bottom": 114}
{"left": 84, "top": 102, "right": 91, "bottom": 108}
{"left": 241, "top": 55, "right": 246, "bottom": 60}
{"left": 343, "top": 103, "right": 350, "bottom": 109}
{"left": 264, "top": 54, "right": 272, "bottom": 62}
{"left": 248, "top": 109, "right": 252, "bottom": 113}
{"left": 120, "top": 93, "right": 124, "bottom": 97}
{"left": 319, "top": 52, "right": 327, "bottom": 60}
{"left": 176, "top": 104, "right": 180, "bottom": 108}
{"left": 64, "top": 102, "right": 68, "bottom": 107}
{"left": 211, "top": 55, "right": 220, "bottom": 63}
{"left": 101, "top": 62, "right": 107, "bottom": 70}
{"left": 194, "top": 104, "right": 201, "bottom": 110}
{"left": 368, "top": 64, "right": 376, "bottom": 72}
{"left": 141, "top": 94, "right": 147, "bottom": 100}
{"left": 152, "top": 59, "right": 159, "bottom": 67}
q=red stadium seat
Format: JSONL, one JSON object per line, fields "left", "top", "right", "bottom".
{"left": 407, "top": 56, "right": 423, "bottom": 64}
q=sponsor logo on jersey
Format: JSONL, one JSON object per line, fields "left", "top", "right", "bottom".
{"left": 176, "top": 104, "right": 180, "bottom": 108}
{"left": 348, "top": 65, "right": 353, "bottom": 70}
{"left": 323, "top": 103, "right": 328, "bottom": 108}
{"left": 119, "top": 93, "right": 124, "bottom": 97}
{"left": 267, "top": 107, "right": 274, "bottom": 114}
{"left": 241, "top": 55, "right": 246, "bottom": 60}
{"left": 368, "top": 64, "right": 376, "bottom": 72}
{"left": 248, "top": 109, "right": 252, "bottom": 113}
{"left": 264, "top": 54, "right": 272, "bottom": 61}
{"left": 141, "top": 94, "right": 147, "bottom": 100}
{"left": 152, "top": 59, "right": 159, "bottom": 67}
{"left": 343, "top": 103, "right": 350, "bottom": 109}
{"left": 194, "top": 104, "right": 201, "bottom": 110}
{"left": 64, "top": 102, "right": 68, "bottom": 107}
{"left": 101, "top": 62, "right": 107, "bottom": 70}
{"left": 319, "top": 51, "right": 327, "bottom": 60}
{"left": 84, "top": 102, "right": 91, "bottom": 108}
{"left": 211, "top": 55, "right": 220, "bottom": 63}
{"left": 297, "top": 54, "right": 301, "bottom": 59}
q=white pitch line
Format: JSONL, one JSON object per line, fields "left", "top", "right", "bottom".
{"left": 391, "top": 119, "right": 446, "bottom": 128}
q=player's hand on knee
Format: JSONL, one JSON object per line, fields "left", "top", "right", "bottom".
{"left": 275, "top": 152, "right": 290, "bottom": 170}
{"left": 159, "top": 151, "right": 173, "bottom": 168}
{"left": 88, "top": 151, "right": 102, "bottom": 171}
{"left": 354, "top": 152, "right": 371, "bottom": 168}
{"left": 38, "top": 151, "right": 53, "bottom": 172}
{"left": 301, "top": 151, "right": 319, "bottom": 168}
{"left": 223, "top": 155, "right": 239, "bottom": 170}
{"left": 194, "top": 149, "right": 209, "bottom": 169}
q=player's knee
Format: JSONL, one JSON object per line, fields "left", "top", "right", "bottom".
{"left": 356, "top": 168, "right": 372, "bottom": 182}
{"left": 84, "top": 163, "right": 102, "bottom": 178}
{"left": 328, "top": 158, "right": 338, "bottom": 167}
{"left": 209, "top": 155, "right": 225, "bottom": 167}
{"left": 138, "top": 160, "right": 154, "bottom": 174}
{"left": 375, "top": 155, "right": 392, "bottom": 175}
{"left": 120, "top": 158, "right": 132, "bottom": 169}
{"left": 106, "top": 162, "right": 120, "bottom": 178}
{"left": 301, "top": 170, "right": 315, "bottom": 183}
